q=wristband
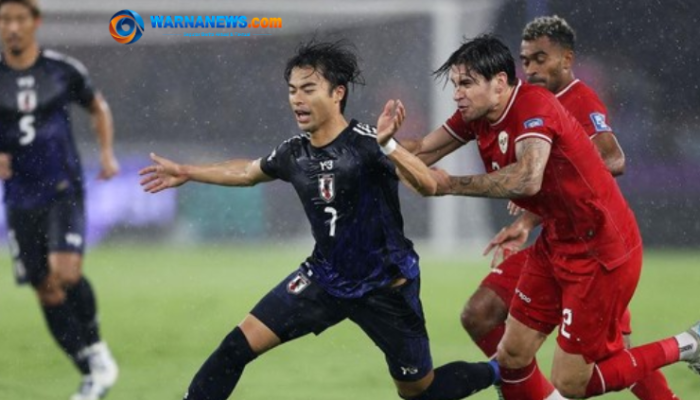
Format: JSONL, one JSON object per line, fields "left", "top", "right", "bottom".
{"left": 380, "top": 139, "right": 398, "bottom": 155}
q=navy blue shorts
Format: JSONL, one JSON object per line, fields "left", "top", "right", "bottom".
{"left": 251, "top": 267, "right": 433, "bottom": 382}
{"left": 5, "top": 194, "right": 85, "bottom": 286}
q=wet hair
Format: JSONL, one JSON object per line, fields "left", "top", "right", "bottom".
{"left": 522, "top": 15, "right": 576, "bottom": 51}
{"left": 434, "top": 34, "right": 517, "bottom": 86}
{"left": 0, "top": 0, "right": 40, "bottom": 18}
{"left": 284, "top": 39, "right": 365, "bottom": 113}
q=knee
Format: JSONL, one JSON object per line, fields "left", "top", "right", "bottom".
{"left": 50, "top": 257, "right": 82, "bottom": 286}
{"left": 35, "top": 276, "right": 66, "bottom": 306}
{"left": 551, "top": 373, "right": 588, "bottom": 399}
{"left": 495, "top": 341, "right": 532, "bottom": 369}
{"left": 460, "top": 294, "right": 506, "bottom": 341}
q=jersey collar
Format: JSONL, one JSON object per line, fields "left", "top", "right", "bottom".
{"left": 555, "top": 79, "right": 580, "bottom": 98}
{"left": 490, "top": 79, "right": 522, "bottom": 126}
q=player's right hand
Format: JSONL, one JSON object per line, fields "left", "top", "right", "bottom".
{"left": 0, "top": 153, "right": 12, "bottom": 180}
{"left": 139, "top": 153, "right": 189, "bottom": 193}
{"left": 483, "top": 224, "right": 529, "bottom": 268}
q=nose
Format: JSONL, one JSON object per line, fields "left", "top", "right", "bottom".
{"left": 452, "top": 87, "right": 464, "bottom": 103}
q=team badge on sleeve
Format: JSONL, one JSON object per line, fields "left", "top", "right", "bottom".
{"left": 590, "top": 112, "right": 611, "bottom": 132}
{"left": 318, "top": 174, "right": 335, "bottom": 203}
{"left": 523, "top": 118, "right": 544, "bottom": 129}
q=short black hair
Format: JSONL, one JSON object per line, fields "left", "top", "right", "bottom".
{"left": 434, "top": 34, "right": 517, "bottom": 86}
{"left": 0, "top": 0, "right": 40, "bottom": 18}
{"left": 284, "top": 39, "right": 365, "bottom": 113}
{"left": 522, "top": 15, "right": 576, "bottom": 51}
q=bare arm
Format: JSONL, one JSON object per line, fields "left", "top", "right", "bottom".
{"left": 437, "top": 137, "right": 551, "bottom": 198}
{"left": 400, "top": 126, "right": 464, "bottom": 166}
{"left": 88, "top": 93, "right": 119, "bottom": 180}
{"left": 139, "top": 153, "right": 274, "bottom": 193}
{"left": 592, "top": 132, "right": 625, "bottom": 176}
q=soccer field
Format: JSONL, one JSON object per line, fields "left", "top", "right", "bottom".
{"left": 0, "top": 245, "right": 697, "bottom": 399}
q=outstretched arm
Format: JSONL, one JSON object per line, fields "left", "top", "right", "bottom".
{"left": 89, "top": 93, "right": 120, "bottom": 180}
{"left": 400, "top": 126, "right": 464, "bottom": 167}
{"left": 139, "top": 153, "right": 274, "bottom": 193}
{"left": 436, "top": 137, "right": 551, "bottom": 198}
{"left": 592, "top": 132, "right": 625, "bottom": 176}
{"left": 376, "top": 100, "right": 437, "bottom": 196}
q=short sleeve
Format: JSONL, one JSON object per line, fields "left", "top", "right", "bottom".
{"left": 442, "top": 110, "right": 475, "bottom": 143}
{"left": 259, "top": 138, "right": 295, "bottom": 181}
{"left": 66, "top": 57, "right": 96, "bottom": 108}
{"left": 581, "top": 97, "right": 612, "bottom": 138}
{"left": 513, "top": 94, "right": 559, "bottom": 144}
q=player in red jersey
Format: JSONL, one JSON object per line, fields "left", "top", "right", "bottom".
{"left": 394, "top": 34, "right": 699, "bottom": 399}
{"left": 457, "top": 16, "right": 679, "bottom": 400}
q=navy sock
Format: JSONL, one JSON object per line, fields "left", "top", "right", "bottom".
{"left": 66, "top": 277, "right": 100, "bottom": 345}
{"left": 404, "top": 361, "right": 496, "bottom": 400}
{"left": 185, "top": 327, "right": 258, "bottom": 400}
{"left": 42, "top": 301, "right": 90, "bottom": 374}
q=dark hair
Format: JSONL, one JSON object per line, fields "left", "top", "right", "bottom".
{"left": 522, "top": 15, "right": 576, "bottom": 51}
{"left": 284, "top": 39, "right": 364, "bottom": 113}
{"left": 0, "top": 0, "right": 40, "bottom": 17}
{"left": 434, "top": 34, "right": 517, "bottom": 86}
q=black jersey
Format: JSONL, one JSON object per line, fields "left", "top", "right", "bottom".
{"left": 260, "top": 120, "right": 419, "bottom": 298}
{"left": 0, "top": 49, "right": 95, "bottom": 208}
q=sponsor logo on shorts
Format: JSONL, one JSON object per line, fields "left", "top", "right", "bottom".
{"left": 515, "top": 288, "right": 531, "bottom": 303}
{"left": 287, "top": 272, "right": 310, "bottom": 295}
{"left": 490, "top": 267, "right": 503, "bottom": 275}
{"left": 65, "top": 233, "right": 83, "bottom": 248}
{"left": 400, "top": 366, "right": 419, "bottom": 375}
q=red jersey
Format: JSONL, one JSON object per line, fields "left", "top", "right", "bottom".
{"left": 443, "top": 80, "right": 640, "bottom": 268}
{"left": 556, "top": 79, "right": 613, "bottom": 138}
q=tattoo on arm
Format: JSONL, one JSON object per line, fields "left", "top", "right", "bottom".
{"left": 446, "top": 138, "right": 551, "bottom": 198}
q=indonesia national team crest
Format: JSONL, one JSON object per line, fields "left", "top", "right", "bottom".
{"left": 498, "top": 131, "right": 509, "bottom": 154}
{"left": 318, "top": 174, "right": 335, "bottom": 203}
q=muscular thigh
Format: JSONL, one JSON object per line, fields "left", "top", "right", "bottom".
{"left": 250, "top": 268, "right": 347, "bottom": 344}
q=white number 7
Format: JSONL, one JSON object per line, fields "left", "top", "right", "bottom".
{"left": 324, "top": 207, "right": 337, "bottom": 237}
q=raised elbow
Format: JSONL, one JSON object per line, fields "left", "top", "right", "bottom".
{"left": 608, "top": 154, "right": 626, "bottom": 177}
{"left": 520, "top": 181, "right": 542, "bottom": 197}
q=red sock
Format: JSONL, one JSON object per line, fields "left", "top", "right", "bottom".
{"left": 586, "top": 338, "right": 679, "bottom": 396}
{"left": 500, "top": 359, "right": 554, "bottom": 400}
{"left": 630, "top": 369, "right": 679, "bottom": 400}
{"left": 475, "top": 323, "right": 505, "bottom": 357}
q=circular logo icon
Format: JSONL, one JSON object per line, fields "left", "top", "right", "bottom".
{"left": 109, "top": 10, "right": 145, "bottom": 44}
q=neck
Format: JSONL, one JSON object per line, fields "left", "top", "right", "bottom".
{"left": 308, "top": 113, "right": 349, "bottom": 147}
{"left": 3, "top": 42, "right": 40, "bottom": 70}
{"left": 553, "top": 72, "right": 576, "bottom": 94}
{"left": 486, "top": 84, "right": 516, "bottom": 123}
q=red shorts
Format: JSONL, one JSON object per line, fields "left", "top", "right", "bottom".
{"left": 480, "top": 248, "right": 529, "bottom": 307}
{"left": 508, "top": 240, "right": 642, "bottom": 363}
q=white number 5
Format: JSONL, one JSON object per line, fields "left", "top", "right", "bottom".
{"left": 324, "top": 207, "right": 337, "bottom": 237}
{"left": 19, "top": 115, "right": 36, "bottom": 146}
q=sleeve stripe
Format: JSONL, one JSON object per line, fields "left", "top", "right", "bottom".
{"left": 515, "top": 132, "right": 553, "bottom": 144}
{"left": 442, "top": 124, "right": 468, "bottom": 144}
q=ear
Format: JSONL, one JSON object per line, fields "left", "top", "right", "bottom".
{"left": 494, "top": 72, "right": 509, "bottom": 94}
{"left": 562, "top": 49, "right": 574, "bottom": 70}
{"left": 333, "top": 85, "right": 346, "bottom": 105}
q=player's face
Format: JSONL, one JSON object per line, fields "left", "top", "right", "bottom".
{"left": 520, "top": 36, "right": 572, "bottom": 93}
{"left": 449, "top": 64, "right": 502, "bottom": 122}
{"left": 288, "top": 66, "right": 345, "bottom": 133}
{"left": 0, "top": 3, "right": 39, "bottom": 56}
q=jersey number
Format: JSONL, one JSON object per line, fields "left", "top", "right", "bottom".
{"left": 324, "top": 207, "right": 337, "bottom": 237}
{"left": 561, "top": 308, "right": 573, "bottom": 339}
{"left": 19, "top": 115, "right": 36, "bottom": 146}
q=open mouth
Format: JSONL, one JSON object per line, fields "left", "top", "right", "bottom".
{"left": 294, "top": 110, "right": 311, "bottom": 124}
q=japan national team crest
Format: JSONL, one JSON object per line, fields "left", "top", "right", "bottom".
{"left": 498, "top": 131, "right": 509, "bottom": 154}
{"left": 287, "top": 271, "right": 310, "bottom": 294}
{"left": 318, "top": 173, "right": 335, "bottom": 203}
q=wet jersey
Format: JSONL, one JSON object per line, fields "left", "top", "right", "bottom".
{"left": 443, "top": 80, "right": 640, "bottom": 269}
{"left": 260, "top": 119, "right": 419, "bottom": 298}
{"left": 556, "top": 79, "right": 613, "bottom": 138}
{"left": 0, "top": 50, "right": 95, "bottom": 208}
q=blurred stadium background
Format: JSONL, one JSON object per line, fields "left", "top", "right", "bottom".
{"left": 1, "top": 0, "right": 698, "bottom": 399}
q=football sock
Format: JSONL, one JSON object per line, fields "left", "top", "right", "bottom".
{"left": 474, "top": 323, "right": 505, "bottom": 358}
{"left": 585, "top": 338, "right": 679, "bottom": 396}
{"left": 42, "top": 301, "right": 90, "bottom": 374}
{"left": 499, "top": 359, "right": 554, "bottom": 400}
{"left": 402, "top": 361, "right": 498, "bottom": 400}
{"left": 185, "top": 327, "right": 257, "bottom": 400}
{"left": 66, "top": 277, "right": 100, "bottom": 346}
{"left": 630, "top": 369, "right": 679, "bottom": 400}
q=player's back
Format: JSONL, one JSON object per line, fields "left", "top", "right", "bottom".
{"left": 260, "top": 119, "right": 419, "bottom": 298}
{"left": 0, "top": 50, "right": 95, "bottom": 208}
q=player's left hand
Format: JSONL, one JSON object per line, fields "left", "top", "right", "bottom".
{"left": 98, "top": 151, "right": 120, "bottom": 180}
{"left": 376, "top": 99, "right": 405, "bottom": 146}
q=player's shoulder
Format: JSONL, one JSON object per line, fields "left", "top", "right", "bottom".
{"left": 513, "top": 81, "right": 561, "bottom": 117}
{"left": 559, "top": 79, "right": 604, "bottom": 104}
{"left": 41, "top": 49, "right": 90, "bottom": 76}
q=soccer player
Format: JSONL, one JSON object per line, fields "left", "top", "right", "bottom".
{"left": 139, "top": 40, "right": 498, "bottom": 400}
{"left": 458, "top": 16, "right": 679, "bottom": 400}
{"left": 390, "top": 34, "right": 699, "bottom": 398}
{"left": 0, "top": 1, "right": 119, "bottom": 399}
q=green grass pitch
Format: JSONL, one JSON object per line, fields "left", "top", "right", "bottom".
{"left": 0, "top": 245, "right": 698, "bottom": 399}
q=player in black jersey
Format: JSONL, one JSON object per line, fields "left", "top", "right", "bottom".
{"left": 140, "top": 40, "right": 499, "bottom": 400}
{"left": 0, "top": 1, "right": 118, "bottom": 399}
